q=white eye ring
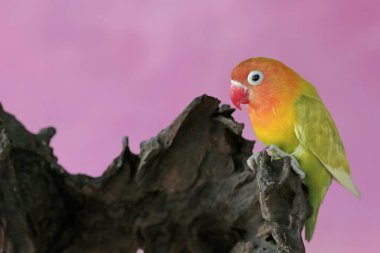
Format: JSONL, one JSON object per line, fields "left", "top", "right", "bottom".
{"left": 247, "top": 70, "right": 264, "bottom": 86}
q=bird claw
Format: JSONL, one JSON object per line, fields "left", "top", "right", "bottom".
{"left": 266, "top": 144, "right": 286, "bottom": 160}
{"left": 266, "top": 145, "right": 305, "bottom": 179}
{"left": 247, "top": 152, "right": 260, "bottom": 171}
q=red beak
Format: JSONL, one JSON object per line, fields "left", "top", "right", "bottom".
{"left": 230, "top": 82, "right": 249, "bottom": 110}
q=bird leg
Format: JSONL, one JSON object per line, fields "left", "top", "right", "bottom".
{"left": 266, "top": 144, "right": 305, "bottom": 179}
{"left": 247, "top": 152, "right": 260, "bottom": 171}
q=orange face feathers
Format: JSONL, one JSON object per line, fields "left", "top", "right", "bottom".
{"left": 230, "top": 57, "right": 302, "bottom": 112}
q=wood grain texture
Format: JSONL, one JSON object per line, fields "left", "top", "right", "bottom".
{"left": 0, "top": 95, "right": 311, "bottom": 253}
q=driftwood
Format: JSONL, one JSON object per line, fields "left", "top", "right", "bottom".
{"left": 0, "top": 95, "right": 311, "bottom": 253}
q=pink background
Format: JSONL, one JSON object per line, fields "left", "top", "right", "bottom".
{"left": 1, "top": 1, "right": 379, "bottom": 252}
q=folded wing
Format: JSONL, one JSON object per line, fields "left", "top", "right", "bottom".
{"left": 294, "top": 95, "right": 360, "bottom": 197}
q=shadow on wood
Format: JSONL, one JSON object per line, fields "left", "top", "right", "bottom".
{"left": 0, "top": 95, "right": 311, "bottom": 253}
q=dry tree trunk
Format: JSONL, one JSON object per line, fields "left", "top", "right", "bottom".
{"left": 0, "top": 95, "right": 311, "bottom": 253}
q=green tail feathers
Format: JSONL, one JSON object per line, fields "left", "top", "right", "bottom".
{"left": 297, "top": 148, "right": 333, "bottom": 241}
{"left": 305, "top": 193, "right": 323, "bottom": 241}
{"left": 305, "top": 169, "right": 360, "bottom": 241}
{"left": 305, "top": 213, "right": 317, "bottom": 241}
{"left": 303, "top": 169, "right": 332, "bottom": 241}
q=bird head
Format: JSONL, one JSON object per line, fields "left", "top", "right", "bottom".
{"left": 230, "top": 57, "right": 301, "bottom": 110}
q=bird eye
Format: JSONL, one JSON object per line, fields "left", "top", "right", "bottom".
{"left": 247, "top": 70, "right": 264, "bottom": 86}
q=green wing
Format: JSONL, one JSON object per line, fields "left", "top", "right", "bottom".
{"left": 294, "top": 95, "right": 360, "bottom": 197}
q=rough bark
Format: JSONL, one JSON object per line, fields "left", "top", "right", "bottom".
{"left": 0, "top": 95, "right": 311, "bottom": 253}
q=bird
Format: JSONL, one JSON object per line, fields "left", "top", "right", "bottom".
{"left": 229, "top": 57, "right": 360, "bottom": 241}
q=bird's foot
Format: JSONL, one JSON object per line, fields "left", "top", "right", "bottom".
{"left": 266, "top": 144, "right": 305, "bottom": 179}
{"left": 247, "top": 152, "right": 260, "bottom": 171}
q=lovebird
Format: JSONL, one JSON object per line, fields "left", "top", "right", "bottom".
{"left": 229, "top": 57, "right": 360, "bottom": 241}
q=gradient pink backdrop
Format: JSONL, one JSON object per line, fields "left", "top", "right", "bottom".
{"left": 1, "top": 1, "right": 379, "bottom": 252}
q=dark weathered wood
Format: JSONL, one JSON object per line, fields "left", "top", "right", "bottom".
{"left": 0, "top": 95, "right": 311, "bottom": 253}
